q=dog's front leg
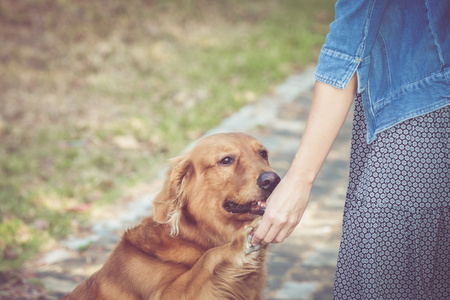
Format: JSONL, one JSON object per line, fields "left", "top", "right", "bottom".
{"left": 154, "top": 227, "right": 254, "bottom": 300}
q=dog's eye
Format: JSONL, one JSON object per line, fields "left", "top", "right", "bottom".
{"left": 260, "top": 150, "right": 268, "bottom": 159}
{"left": 219, "top": 156, "right": 234, "bottom": 165}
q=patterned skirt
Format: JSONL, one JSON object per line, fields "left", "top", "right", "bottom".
{"left": 333, "top": 95, "right": 449, "bottom": 299}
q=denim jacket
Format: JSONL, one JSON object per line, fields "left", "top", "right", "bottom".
{"left": 315, "top": 0, "right": 450, "bottom": 143}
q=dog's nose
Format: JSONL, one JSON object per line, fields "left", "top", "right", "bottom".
{"left": 257, "top": 172, "right": 281, "bottom": 192}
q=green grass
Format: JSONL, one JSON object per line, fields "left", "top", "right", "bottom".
{"left": 0, "top": 0, "right": 335, "bottom": 273}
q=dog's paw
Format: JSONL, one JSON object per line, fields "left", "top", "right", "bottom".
{"left": 245, "top": 234, "right": 260, "bottom": 254}
{"left": 243, "top": 220, "right": 262, "bottom": 255}
{"left": 227, "top": 220, "right": 264, "bottom": 267}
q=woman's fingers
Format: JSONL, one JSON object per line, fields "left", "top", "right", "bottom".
{"left": 251, "top": 218, "right": 271, "bottom": 246}
{"left": 252, "top": 208, "right": 302, "bottom": 245}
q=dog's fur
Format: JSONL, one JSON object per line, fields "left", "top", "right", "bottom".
{"left": 63, "top": 132, "right": 280, "bottom": 300}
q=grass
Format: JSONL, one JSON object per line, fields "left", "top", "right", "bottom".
{"left": 0, "top": 0, "right": 335, "bottom": 273}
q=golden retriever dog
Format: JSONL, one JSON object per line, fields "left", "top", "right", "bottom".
{"left": 63, "top": 132, "right": 280, "bottom": 300}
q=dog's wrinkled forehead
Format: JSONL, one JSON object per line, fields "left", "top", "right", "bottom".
{"left": 188, "top": 133, "right": 264, "bottom": 164}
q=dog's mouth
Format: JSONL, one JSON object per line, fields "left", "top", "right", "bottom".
{"left": 223, "top": 199, "right": 267, "bottom": 216}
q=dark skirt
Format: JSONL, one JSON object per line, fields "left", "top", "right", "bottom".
{"left": 333, "top": 95, "right": 450, "bottom": 299}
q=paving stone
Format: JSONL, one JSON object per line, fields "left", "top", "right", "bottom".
{"left": 270, "top": 242, "right": 309, "bottom": 262}
{"left": 40, "top": 277, "right": 78, "bottom": 294}
{"left": 291, "top": 268, "right": 335, "bottom": 283}
{"left": 312, "top": 284, "right": 334, "bottom": 300}
{"left": 40, "top": 249, "right": 74, "bottom": 265}
{"left": 309, "top": 185, "right": 331, "bottom": 200}
{"left": 62, "top": 235, "right": 98, "bottom": 250}
{"left": 273, "top": 281, "right": 319, "bottom": 300}
{"left": 301, "top": 243, "right": 340, "bottom": 269}
{"left": 267, "top": 255, "right": 297, "bottom": 278}
{"left": 265, "top": 275, "right": 285, "bottom": 291}
{"left": 321, "top": 194, "right": 346, "bottom": 210}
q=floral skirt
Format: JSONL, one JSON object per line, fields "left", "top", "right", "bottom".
{"left": 334, "top": 96, "right": 449, "bottom": 299}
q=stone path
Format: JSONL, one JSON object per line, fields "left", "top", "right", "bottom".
{"left": 29, "top": 66, "right": 353, "bottom": 300}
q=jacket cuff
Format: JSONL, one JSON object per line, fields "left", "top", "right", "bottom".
{"left": 314, "top": 47, "right": 361, "bottom": 90}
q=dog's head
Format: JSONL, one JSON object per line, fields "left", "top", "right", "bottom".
{"left": 153, "top": 132, "right": 280, "bottom": 241}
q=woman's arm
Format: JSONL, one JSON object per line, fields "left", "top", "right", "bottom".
{"left": 251, "top": 74, "right": 357, "bottom": 246}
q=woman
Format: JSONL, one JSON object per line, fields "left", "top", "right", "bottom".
{"left": 252, "top": 0, "right": 449, "bottom": 298}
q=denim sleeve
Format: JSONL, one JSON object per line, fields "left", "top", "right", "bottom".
{"left": 315, "top": 0, "right": 388, "bottom": 90}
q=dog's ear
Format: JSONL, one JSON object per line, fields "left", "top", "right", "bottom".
{"left": 153, "top": 155, "right": 194, "bottom": 236}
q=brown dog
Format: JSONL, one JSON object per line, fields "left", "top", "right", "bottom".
{"left": 63, "top": 132, "right": 280, "bottom": 300}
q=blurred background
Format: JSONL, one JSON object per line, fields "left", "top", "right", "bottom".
{"left": 0, "top": 0, "right": 335, "bottom": 296}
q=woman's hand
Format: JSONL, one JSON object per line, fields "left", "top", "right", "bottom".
{"left": 251, "top": 173, "right": 312, "bottom": 245}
